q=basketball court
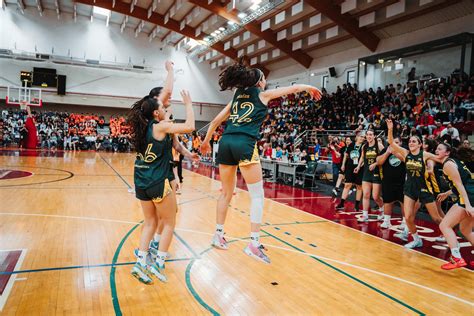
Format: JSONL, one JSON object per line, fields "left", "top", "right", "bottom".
{"left": 0, "top": 151, "right": 472, "bottom": 314}
{"left": 1, "top": 0, "right": 474, "bottom": 314}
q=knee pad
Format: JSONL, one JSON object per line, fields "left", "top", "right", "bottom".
{"left": 247, "top": 181, "right": 264, "bottom": 224}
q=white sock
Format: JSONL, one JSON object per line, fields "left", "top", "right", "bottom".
{"left": 412, "top": 233, "right": 420, "bottom": 242}
{"left": 383, "top": 215, "right": 391, "bottom": 223}
{"left": 250, "top": 231, "right": 260, "bottom": 247}
{"left": 401, "top": 218, "right": 406, "bottom": 225}
{"left": 137, "top": 250, "right": 147, "bottom": 266}
{"left": 215, "top": 224, "right": 224, "bottom": 237}
{"left": 153, "top": 233, "right": 161, "bottom": 243}
{"left": 362, "top": 210, "right": 368, "bottom": 218}
{"left": 156, "top": 250, "right": 167, "bottom": 267}
{"left": 451, "top": 247, "right": 461, "bottom": 259}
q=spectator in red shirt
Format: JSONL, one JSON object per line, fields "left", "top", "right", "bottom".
{"left": 416, "top": 110, "right": 436, "bottom": 135}
{"left": 432, "top": 121, "right": 446, "bottom": 138}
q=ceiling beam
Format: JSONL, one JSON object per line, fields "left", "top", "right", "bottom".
{"left": 367, "top": 0, "right": 462, "bottom": 31}
{"left": 36, "top": 0, "right": 43, "bottom": 16}
{"left": 188, "top": 0, "right": 313, "bottom": 68}
{"left": 304, "top": 0, "right": 379, "bottom": 51}
{"left": 160, "top": 30, "right": 171, "bottom": 42}
{"left": 130, "top": 0, "right": 137, "bottom": 13}
{"left": 54, "top": 0, "right": 60, "bottom": 19}
{"left": 16, "top": 0, "right": 24, "bottom": 14}
{"left": 74, "top": 0, "right": 269, "bottom": 75}
{"left": 162, "top": 0, "right": 177, "bottom": 22}
{"left": 263, "top": 0, "right": 462, "bottom": 68}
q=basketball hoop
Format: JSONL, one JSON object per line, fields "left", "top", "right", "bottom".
{"left": 20, "top": 101, "right": 28, "bottom": 110}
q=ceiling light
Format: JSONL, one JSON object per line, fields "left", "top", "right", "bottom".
{"left": 378, "top": 59, "right": 384, "bottom": 64}
{"left": 93, "top": 6, "right": 110, "bottom": 17}
{"left": 310, "top": 73, "right": 315, "bottom": 77}
{"left": 237, "top": 12, "right": 247, "bottom": 19}
{"left": 215, "top": 30, "right": 221, "bottom": 34}
{"left": 219, "top": 27, "right": 225, "bottom": 31}
{"left": 250, "top": 4, "right": 259, "bottom": 10}
{"left": 228, "top": 21, "right": 235, "bottom": 25}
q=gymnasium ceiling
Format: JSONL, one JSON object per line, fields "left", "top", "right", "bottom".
{"left": 2, "top": 0, "right": 474, "bottom": 75}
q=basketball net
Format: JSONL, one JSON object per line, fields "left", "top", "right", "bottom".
{"left": 20, "top": 101, "right": 27, "bottom": 110}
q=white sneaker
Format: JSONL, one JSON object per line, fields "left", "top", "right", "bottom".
{"left": 243, "top": 243, "right": 271, "bottom": 264}
{"left": 394, "top": 232, "right": 408, "bottom": 241}
{"left": 434, "top": 235, "right": 446, "bottom": 243}
{"left": 148, "top": 262, "right": 167, "bottom": 283}
{"left": 380, "top": 221, "right": 391, "bottom": 229}
{"left": 377, "top": 212, "right": 384, "bottom": 221}
{"left": 404, "top": 239, "right": 423, "bottom": 249}
{"left": 357, "top": 216, "right": 369, "bottom": 223}
{"left": 211, "top": 233, "right": 228, "bottom": 250}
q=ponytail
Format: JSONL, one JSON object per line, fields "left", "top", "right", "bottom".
{"left": 218, "top": 57, "right": 263, "bottom": 91}
{"left": 127, "top": 96, "right": 159, "bottom": 154}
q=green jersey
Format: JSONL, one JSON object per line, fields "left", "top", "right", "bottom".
{"left": 222, "top": 86, "right": 267, "bottom": 140}
{"left": 134, "top": 120, "right": 172, "bottom": 189}
{"left": 443, "top": 158, "right": 474, "bottom": 206}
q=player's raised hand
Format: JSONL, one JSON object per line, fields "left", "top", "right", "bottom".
{"left": 165, "top": 60, "right": 174, "bottom": 72}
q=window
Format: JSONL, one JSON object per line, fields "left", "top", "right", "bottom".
{"left": 322, "top": 75, "right": 329, "bottom": 89}
{"left": 347, "top": 70, "right": 356, "bottom": 84}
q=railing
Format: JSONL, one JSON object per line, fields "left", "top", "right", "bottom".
{"left": 197, "top": 122, "right": 211, "bottom": 135}
{"left": 293, "top": 128, "right": 386, "bottom": 148}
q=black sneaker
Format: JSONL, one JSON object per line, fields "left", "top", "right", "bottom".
{"left": 335, "top": 204, "right": 345, "bottom": 210}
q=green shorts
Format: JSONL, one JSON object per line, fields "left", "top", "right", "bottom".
{"left": 217, "top": 134, "right": 259, "bottom": 166}
{"left": 135, "top": 178, "right": 172, "bottom": 203}
{"left": 362, "top": 167, "right": 382, "bottom": 184}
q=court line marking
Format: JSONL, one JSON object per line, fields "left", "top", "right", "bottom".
{"left": 0, "top": 212, "right": 139, "bottom": 225}
{"left": 261, "top": 229, "right": 474, "bottom": 308}
{"left": 184, "top": 235, "right": 271, "bottom": 316}
{"left": 0, "top": 166, "right": 74, "bottom": 188}
{"left": 186, "top": 169, "right": 473, "bottom": 270}
{"left": 262, "top": 220, "right": 327, "bottom": 226}
{"left": 99, "top": 155, "right": 132, "bottom": 190}
{"left": 108, "top": 194, "right": 208, "bottom": 316}
{"left": 0, "top": 163, "right": 472, "bottom": 312}
{"left": 0, "top": 249, "right": 27, "bottom": 312}
{"left": 270, "top": 196, "right": 332, "bottom": 200}
{"left": 172, "top": 227, "right": 474, "bottom": 307}
{"left": 0, "top": 198, "right": 210, "bottom": 226}
{"left": 183, "top": 170, "right": 474, "bottom": 306}
{"left": 110, "top": 222, "right": 141, "bottom": 316}
{"left": 0, "top": 258, "right": 193, "bottom": 276}
{"left": 1, "top": 211, "right": 466, "bottom": 307}
{"left": 261, "top": 229, "right": 424, "bottom": 315}
{"left": 3, "top": 206, "right": 468, "bottom": 310}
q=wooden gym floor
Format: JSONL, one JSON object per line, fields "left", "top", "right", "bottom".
{"left": 0, "top": 150, "right": 473, "bottom": 315}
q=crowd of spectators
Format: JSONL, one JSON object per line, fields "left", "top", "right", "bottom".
{"left": 256, "top": 71, "right": 473, "bottom": 164}
{"left": 0, "top": 109, "right": 132, "bottom": 152}
{"left": 1, "top": 70, "right": 472, "bottom": 164}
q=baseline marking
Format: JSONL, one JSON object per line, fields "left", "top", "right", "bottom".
{"left": 0, "top": 249, "right": 27, "bottom": 312}
{"left": 261, "top": 229, "right": 425, "bottom": 315}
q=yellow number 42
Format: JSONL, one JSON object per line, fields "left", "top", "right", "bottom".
{"left": 229, "top": 101, "right": 254, "bottom": 124}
